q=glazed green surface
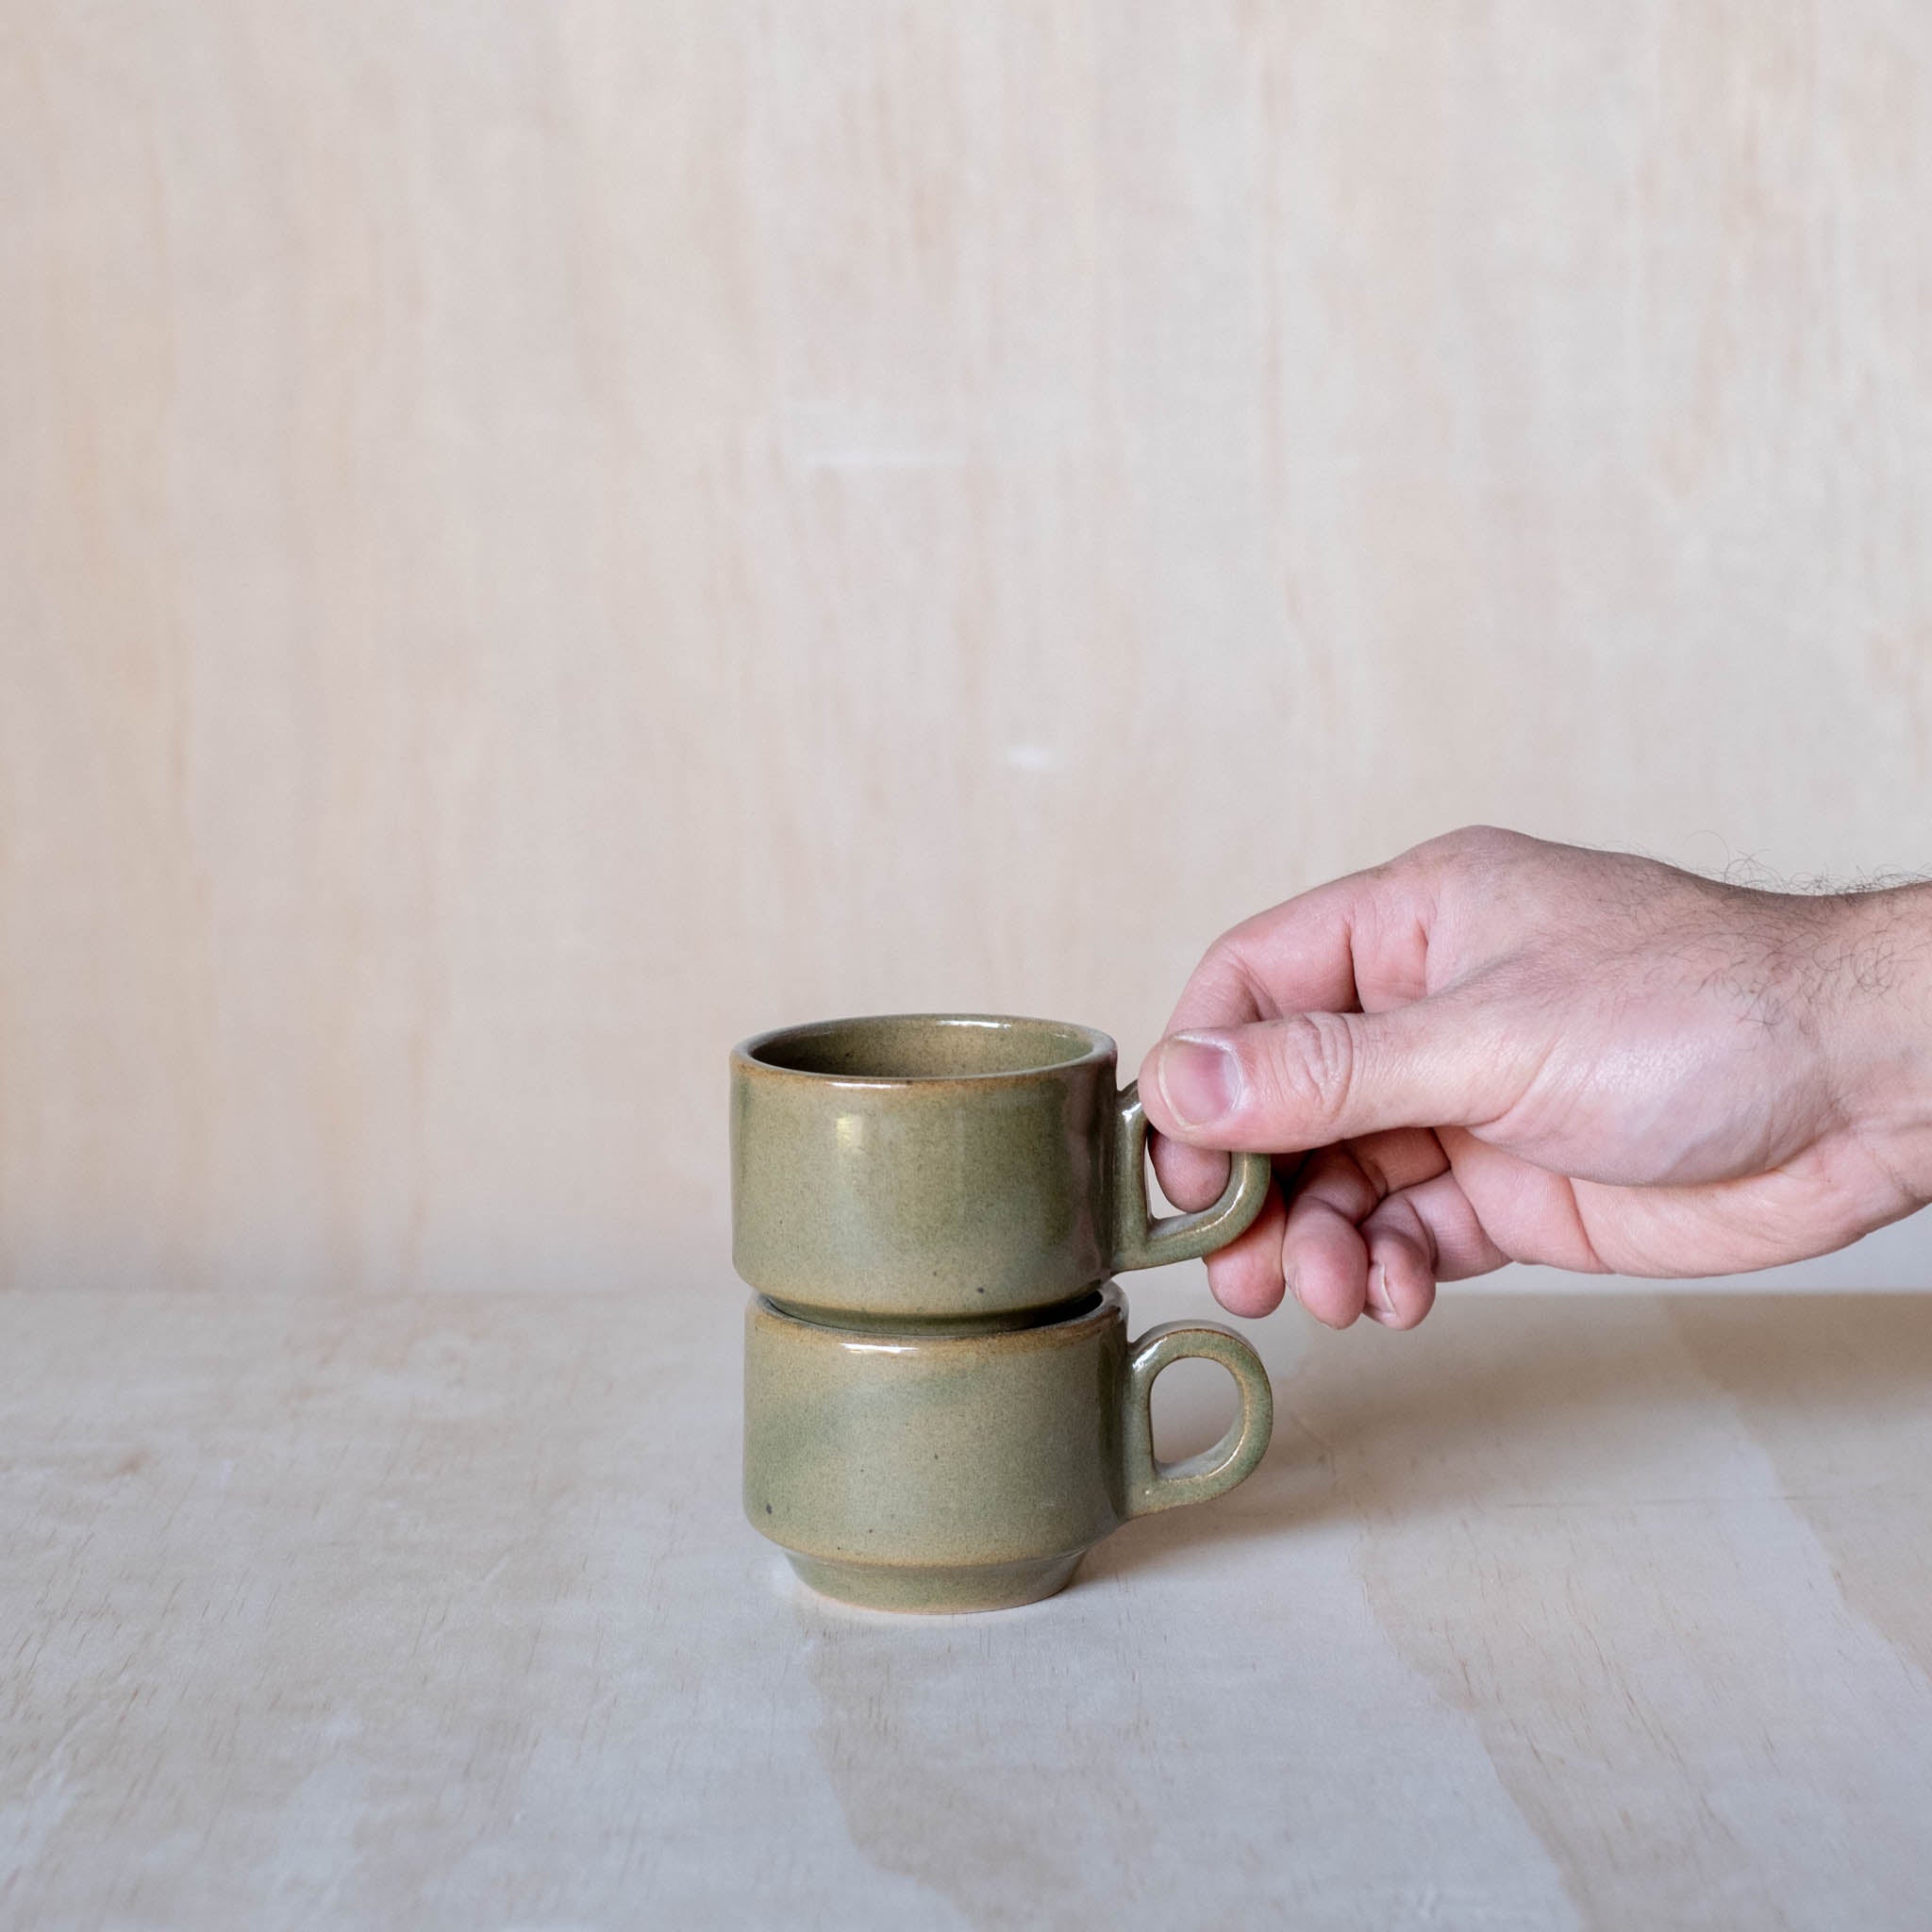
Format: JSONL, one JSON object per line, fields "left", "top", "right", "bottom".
{"left": 731, "top": 1013, "right": 1270, "bottom": 1326}
{"left": 743, "top": 1284, "right": 1274, "bottom": 1613}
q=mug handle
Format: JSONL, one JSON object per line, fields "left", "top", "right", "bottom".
{"left": 1122, "top": 1323, "right": 1274, "bottom": 1517}
{"left": 1109, "top": 1081, "right": 1273, "bottom": 1273}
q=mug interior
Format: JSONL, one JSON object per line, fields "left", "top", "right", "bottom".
{"left": 745, "top": 1013, "right": 1108, "bottom": 1082}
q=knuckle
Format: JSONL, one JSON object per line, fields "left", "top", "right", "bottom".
{"left": 1402, "top": 824, "right": 1543, "bottom": 907}
{"left": 1435, "top": 823, "right": 1522, "bottom": 866}
{"left": 1198, "top": 926, "right": 1270, "bottom": 1007}
{"left": 1374, "top": 824, "right": 1524, "bottom": 902}
{"left": 1196, "top": 928, "right": 1245, "bottom": 985}
{"left": 1167, "top": 932, "right": 1254, "bottom": 1029}
{"left": 1257, "top": 1010, "right": 1358, "bottom": 1135}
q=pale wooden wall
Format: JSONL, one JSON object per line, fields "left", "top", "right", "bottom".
{"left": 3, "top": 2, "right": 1930, "bottom": 1293}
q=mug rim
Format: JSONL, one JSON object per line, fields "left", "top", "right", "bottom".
{"left": 732, "top": 1011, "right": 1114, "bottom": 1088}
{"left": 750, "top": 1281, "right": 1124, "bottom": 1351}
{"left": 753, "top": 1283, "right": 1118, "bottom": 1343}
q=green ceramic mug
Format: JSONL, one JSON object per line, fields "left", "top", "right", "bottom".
{"left": 744, "top": 1282, "right": 1274, "bottom": 1612}
{"left": 731, "top": 1013, "right": 1274, "bottom": 1329}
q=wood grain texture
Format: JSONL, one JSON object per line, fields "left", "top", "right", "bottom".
{"left": 2, "top": 1280, "right": 1930, "bottom": 1926}
{"left": 2, "top": 4, "right": 1930, "bottom": 1291}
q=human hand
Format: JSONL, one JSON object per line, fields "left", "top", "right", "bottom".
{"left": 1140, "top": 827, "right": 1932, "bottom": 1329}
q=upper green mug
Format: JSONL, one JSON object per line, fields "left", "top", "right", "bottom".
{"left": 730, "top": 1013, "right": 1273, "bottom": 1327}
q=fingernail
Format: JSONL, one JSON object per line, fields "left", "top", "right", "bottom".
{"left": 1157, "top": 1032, "right": 1242, "bottom": 1129}
{"left": 1367, "top": 1260, "right": 1395, "bottom": 1317}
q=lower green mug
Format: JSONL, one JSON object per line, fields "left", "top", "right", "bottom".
{"left": 743, "top": 1284, "right": 1274, "bottom": 1613}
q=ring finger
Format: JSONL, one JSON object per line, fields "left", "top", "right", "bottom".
{"left": 1279, "top": 1128, "right": 1451, "bottom": 1328}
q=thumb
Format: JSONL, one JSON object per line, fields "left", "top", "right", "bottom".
{"left": 1139, "top": 1001, "right": 1524, "bottom": 1152}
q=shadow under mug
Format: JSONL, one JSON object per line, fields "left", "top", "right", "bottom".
{"left": 744, "top": 1281, "right": 1275, "bottom": 1612}
{"left": 731, "top": 1013, "right": 1273, "bottom": 1328}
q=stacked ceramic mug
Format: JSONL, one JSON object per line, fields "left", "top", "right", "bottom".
{"left": 730, "top": 1013, "right": 1277, "bottom": 1613}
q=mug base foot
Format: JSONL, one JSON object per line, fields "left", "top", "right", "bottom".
{"left": 787, "top": 1550, "right": 1085, "bottom": 1614}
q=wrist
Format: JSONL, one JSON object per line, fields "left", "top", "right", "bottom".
{"left": 1826, "top": 882, "right": 1932, "bottom": 1204}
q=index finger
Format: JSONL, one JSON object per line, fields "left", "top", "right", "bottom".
{"left": 1149, "top": 871, "right": 1405, "bottom": 1206}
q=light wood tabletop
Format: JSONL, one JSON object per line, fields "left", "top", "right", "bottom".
{"left": 3, "top": 1274, "right": 1929, "bottom": 1929}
